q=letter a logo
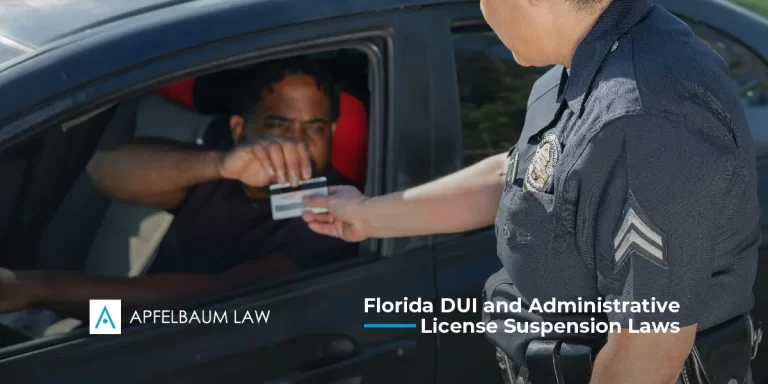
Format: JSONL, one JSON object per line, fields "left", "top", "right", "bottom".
{"left": 95, "top": 306, "right": 115, "bottom": 329}
{"left": 89, "top": 300, "right": 122, "bottom": 334}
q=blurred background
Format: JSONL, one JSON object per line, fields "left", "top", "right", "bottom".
{"left": 733, "top": 0, "right": 768, "bottom": 18}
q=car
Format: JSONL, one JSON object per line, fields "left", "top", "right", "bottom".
{"left": 0, "top": 0, "right": 766, "bottom": 383}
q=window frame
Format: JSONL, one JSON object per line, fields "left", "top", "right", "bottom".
{"left": 450, "top": 22, "right": 553, "bottom": 169}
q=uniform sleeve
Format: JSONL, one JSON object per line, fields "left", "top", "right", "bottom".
{"left": 573, "top": 112, "right": 736, "bottom": 328}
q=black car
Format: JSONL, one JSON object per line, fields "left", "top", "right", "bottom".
{"left": 0, "top": 0, "right": 766, "bottom": 383}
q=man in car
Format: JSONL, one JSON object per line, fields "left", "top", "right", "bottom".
{"left": 0, "top": 57, "right": 358, "bottom": 321}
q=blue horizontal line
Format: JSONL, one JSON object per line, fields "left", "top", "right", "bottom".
{"left": 364, "top": 323, "right": 417, "bottom": 329}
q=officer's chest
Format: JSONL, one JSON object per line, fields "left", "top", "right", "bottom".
{"left": 494, "top": 96, "right": 598, "bottom": 303}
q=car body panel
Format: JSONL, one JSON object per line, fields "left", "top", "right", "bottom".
{"left": 0, "top": 0, "right": 468, "bottom": 48}
{"left": 0, "top": 0, "right": 470, "bottom": 144}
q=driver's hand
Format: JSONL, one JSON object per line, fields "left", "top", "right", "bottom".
{"left": 218, "top": 137, "right": 312, "bottom": 187}
{"left": 0, "top": 268, "right": 31, "bottom": 314}
{"left": 302, "top": 186, "right": 370, "bottom": 243}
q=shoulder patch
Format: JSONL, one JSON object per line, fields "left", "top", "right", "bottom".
{"left": 613, "top": 193, "right": 667, "bottom": 270}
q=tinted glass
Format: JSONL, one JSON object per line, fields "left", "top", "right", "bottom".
{"left": 684, "top": 19, "right": 768, "bottom": 235}
{"left": 685, "top": 20, "right": 768, "bottom": 158}
{"left": 453, "top": 28, "right": 549, "bottom": 166}
{"left": 0, "top": 0, "right": 188, "bottom": 47}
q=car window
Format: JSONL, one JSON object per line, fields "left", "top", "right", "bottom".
{"left": 452, "top": 27, "right": 550, "bottom": 167}
{"left": 0, "top": 49, "right": 375, "bottom": 348}
{"left": 684, "top": 19, "right": 768, "bottom": 158}
{"left": 682, "top": 19, "right": 768, "bottom": 236}
{"left": 455, "top": 23, "right": 768, "bottom": 158}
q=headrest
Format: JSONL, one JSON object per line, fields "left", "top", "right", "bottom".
{"left": 156, "top": 79, "right": 196, "bottom": 111}
{"left": 136, "top": 94, "right": 216, "bottom": 144}
{"left": 334, "top": 92, "right": 368, "bottom": 186}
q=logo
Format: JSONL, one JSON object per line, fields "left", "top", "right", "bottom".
{"left": 89, "top": 300, "right": 122, "bottom": 334}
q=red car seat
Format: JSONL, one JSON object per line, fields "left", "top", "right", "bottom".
{"left": 156, "top": 78, "right": 195, "bottom": 111}
{"left": 156, "top": 79, "right": 368, "bottom": 187}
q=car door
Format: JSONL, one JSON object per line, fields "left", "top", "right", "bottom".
{"left": 424, "top": 4, "right": 552, "bottom": 384}
{"left": 0, "top": 5, "right": 441, "bottom": 384}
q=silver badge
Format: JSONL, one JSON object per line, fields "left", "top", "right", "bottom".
{"left": 523, "top": 134, "right": 560, "bottom": 193}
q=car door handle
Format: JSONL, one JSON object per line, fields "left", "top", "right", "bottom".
{"left": 264, "top": 340, "right": 417, "bottom": 384}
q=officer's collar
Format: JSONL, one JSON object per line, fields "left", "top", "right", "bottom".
{"left": 560, "top": 0, "right": 653, "bottom": 116}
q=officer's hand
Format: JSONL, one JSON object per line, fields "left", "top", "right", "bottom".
{"left": 0, "top": 268, "right": 33, "bottom": 314}
{"left": 218, "top": 137, "right": 312, "bottom": 187}
{"left": 302, "top": 186, "right": 370, "bottom": 243}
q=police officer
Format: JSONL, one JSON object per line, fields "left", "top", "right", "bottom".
{"left": 302, "top": 0, "right": 761, "bottom": 382}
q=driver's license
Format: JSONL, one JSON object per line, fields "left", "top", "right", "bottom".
{"left": 269, "top": 177, "right": 329, "bottom": 220}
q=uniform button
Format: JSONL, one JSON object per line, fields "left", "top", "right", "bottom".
{"left": 611, "top": 41, "right": 619, "bottom": 52}
{"left": 728, "top": 379, "right": 738, "bottom": 384}
{"left": 502, "top": 225, "right": 511, "bottom": 239}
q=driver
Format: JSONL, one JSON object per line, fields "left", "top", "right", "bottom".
{"left": 0, "top": 57, "right": 358, "bottom": 323}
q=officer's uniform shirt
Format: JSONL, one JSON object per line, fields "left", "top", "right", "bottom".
{"left": 484, "top": 0, "right": 760, "bottom": 365}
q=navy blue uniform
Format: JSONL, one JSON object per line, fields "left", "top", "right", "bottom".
{"left": 483, "top": 0, "right": 760, "bottom": 369}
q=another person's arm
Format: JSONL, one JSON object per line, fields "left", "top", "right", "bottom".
{"left": 591, "top": 327, "right": 696, "bottom": 384}
{"left": 0, "top": 256, "right": 298, "bottom": 322}
{"left": 303, "top": 152, "right": 509, "bottom": 240}
{"left": 88, "top": 137, "right": 313, "bottom": 209}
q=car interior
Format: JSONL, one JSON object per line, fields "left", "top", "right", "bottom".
{"left": 0, "top": 49, "right": 372, "bottom": 344}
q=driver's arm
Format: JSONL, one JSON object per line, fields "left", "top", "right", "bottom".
{"left": 87, "top": 138, "right": 224, "bottom": 210}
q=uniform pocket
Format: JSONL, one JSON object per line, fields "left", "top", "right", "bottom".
{"left": 495, "top": 183, "right": 558, "bottom": 299}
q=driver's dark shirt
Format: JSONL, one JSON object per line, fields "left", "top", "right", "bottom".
{"left": 148, "top": 170, "right": 357, "bottom": 274}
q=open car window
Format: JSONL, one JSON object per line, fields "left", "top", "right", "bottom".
{"left": 0, "top": 47, "right": 377, "bottom": 348}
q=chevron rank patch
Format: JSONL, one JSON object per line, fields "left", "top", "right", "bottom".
{"left": 613, "top": 194, "right": 667, "bottom": 270}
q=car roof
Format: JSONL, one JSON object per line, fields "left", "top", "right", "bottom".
{"left": 0, "top": 1, "right": 190, "bottom": 54}
{"left": 0, "top": 0, "right": 460, "bottom": 65}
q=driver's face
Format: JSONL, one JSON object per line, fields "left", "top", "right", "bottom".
{"left": 231, "top": 75, "right": 334, "bottom": 172}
